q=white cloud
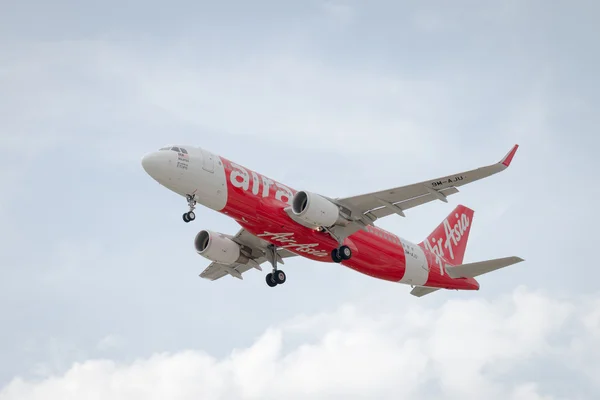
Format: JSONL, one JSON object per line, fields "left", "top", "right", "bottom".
{"left": 1, "top": 286, "right": 595, "bottom": 400}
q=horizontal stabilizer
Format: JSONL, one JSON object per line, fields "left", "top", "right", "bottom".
{"left": 446, "top": 256, "right": 524, "bottom": 279}
{"left": 410, "top": 286, "right": 441, "bottom": 297}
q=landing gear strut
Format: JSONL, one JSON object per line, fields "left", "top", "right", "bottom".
{"left": 182, "top": 194, "right": 196, "bottom": 223}
{"left": 331, "top": 245, "right": 352, "bottom": 263}
{"left": 265, "top": 244, "right": 286, "bottom": 287}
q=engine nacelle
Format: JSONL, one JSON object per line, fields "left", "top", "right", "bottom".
{"left": 194, "top": 230, "right": 249, "bottom": 265}
{"left": 291, "top": 191, "right": 341, "bottom": 228}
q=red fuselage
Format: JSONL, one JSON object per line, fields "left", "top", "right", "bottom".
{"left": 218, "top": 157, "right": 479, "bottom": 291}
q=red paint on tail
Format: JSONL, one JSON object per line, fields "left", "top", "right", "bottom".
{"left": 420, "top": 205, "right": 474, "bottom": 266}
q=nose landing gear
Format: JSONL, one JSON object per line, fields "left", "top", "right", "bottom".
{"left": 182, "top": 194, "right": 197, "bottom": 223}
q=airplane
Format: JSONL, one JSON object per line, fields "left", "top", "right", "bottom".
{"left": 141, "top": 143, "right": 523, "bottom": 296}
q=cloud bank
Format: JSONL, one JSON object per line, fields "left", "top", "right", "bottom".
{"left": 1, "top": 286, "right": 597, "bottom": 400}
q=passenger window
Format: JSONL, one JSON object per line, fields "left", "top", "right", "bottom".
{"left": 159, "top": 147, "right": 170, "bottom": 151}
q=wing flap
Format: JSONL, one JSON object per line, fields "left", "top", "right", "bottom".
{"left": 446, "top": 256, "right": 524, "bottom": 279}
{"left": 200, "top": 260, "right": 261, "bottom": 281}
{"left": 366, "top": 187, "right": 460, "bottom": 219}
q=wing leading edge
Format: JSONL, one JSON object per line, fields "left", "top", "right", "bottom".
{"left": 336, "top": 144, "right": 519, "bottom": 223}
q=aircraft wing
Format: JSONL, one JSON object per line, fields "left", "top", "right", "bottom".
{"left": 199, "top": 228, "right": 297, "bottom": 281}
{"left": 335, "top": 145, "right": 519, "bottom": 224}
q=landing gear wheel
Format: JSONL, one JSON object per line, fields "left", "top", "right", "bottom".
{"left": 182, "top": 211, "right": 195, "bottom": 223}
{"left": 339, "top": 245, "right": 352, "bottom": 260}
{"left": 331, "top": 248, "right": 343, "bottom": 263}
{"left": 266, "top": 273, "right": 278, "bottom": 287}
{"left": 273, "top": 270, "right": 286, "bottom": 284}
{"left": 331, "top": 246, "right": 352, "bottom": 263}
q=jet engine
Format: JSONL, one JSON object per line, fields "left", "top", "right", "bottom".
{"left": 194, "top": 230, "right": 250, "bottom": 265}
{"left": 291, "top": 191, "right": 343, "bottom": 228}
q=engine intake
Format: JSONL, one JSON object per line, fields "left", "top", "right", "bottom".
{"left": 291, "top": 191, "right": 341, "bottom": 228}
{"left": 194, "top": 230, "right": 250, "bottom": 265}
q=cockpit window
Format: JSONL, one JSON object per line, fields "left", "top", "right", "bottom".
{"left": 159, "top": 146, "right": 188, "bottom": 153}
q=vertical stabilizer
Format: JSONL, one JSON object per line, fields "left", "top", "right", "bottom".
{"left": 420, "top": 205, "right": 474, "bottom": 265}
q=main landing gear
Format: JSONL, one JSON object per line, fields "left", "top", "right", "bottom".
{"left": 265, "top": 244, "right": 287, "bottom": 287}
{"left": 322, "top": 227, "right": 353, "bottom": 263}
{"left": 182, "top": 194, "right": 196, "bottom": 223}
{"left": 331, "top": 245, "right": 352, "bottom": 263}
{"left": 266, "top": 270, "right": 286, "bottom": 287}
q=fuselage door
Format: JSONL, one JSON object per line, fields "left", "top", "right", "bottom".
{"left": 401, "top": 238, "right": 429, "bottom": 271}
{"left": 416, "top": 245, "right": 429, "bottom": 271}
{"left": 201, "top": 149, "right": 215, "bottom": 173}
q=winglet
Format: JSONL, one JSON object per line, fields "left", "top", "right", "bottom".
{"left": 500, "top": 144, "right": 519, "bottom": 167}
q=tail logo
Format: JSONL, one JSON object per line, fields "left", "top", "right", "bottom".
{"left": 424, "top": 213, "right": 470, "bottom": 272}
{"left": 442, "top": 213, "right": 470, "bottom": 260}
{"left": 257, "top": 232, "right": 329, "bottom": 258}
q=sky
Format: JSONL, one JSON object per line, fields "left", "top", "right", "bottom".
{"left": 1, "top": 0, "right": 599, "bottom": 398}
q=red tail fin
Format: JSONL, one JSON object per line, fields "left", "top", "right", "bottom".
{"left": 420, "top": 205, "right": 474, "bottom": 265}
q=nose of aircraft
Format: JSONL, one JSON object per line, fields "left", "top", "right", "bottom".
{"left": 141, "top": 151, "right": 166, "bottom": 180}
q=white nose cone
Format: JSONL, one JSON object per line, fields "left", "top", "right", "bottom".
{"left": 141, "top": 152, "right": 164, "bottom": 181}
